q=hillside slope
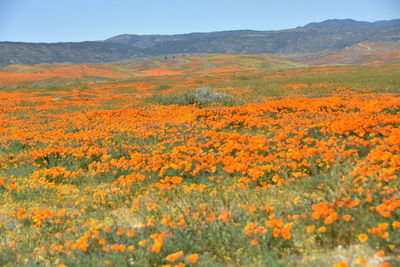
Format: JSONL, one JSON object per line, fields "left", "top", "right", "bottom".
{"left": 280, "top": 41, "right": 400, "bottom": 65}
{"left": 0, "top": 19, "right": 399, "bottom": 67}
{"left": 0, "top": 54, "right": 304, "bottom": 86}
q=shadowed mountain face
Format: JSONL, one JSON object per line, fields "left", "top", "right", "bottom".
{"left": 1, "top": 19, "right": 399, "bottom": 67}
{"left": 141, "top": 27, "right": 400, "bottom": 55}
{"left": 105, "top": 30, "right": 257, "bottom": 49}
{"left": 0, "top": 42, "right": 144, "bottom": 66}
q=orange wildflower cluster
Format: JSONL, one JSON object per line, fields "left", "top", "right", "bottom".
{"left": 0, "top": 64, "right": 126, "bottom": 86}
{"left": 0, "top": 60, "right": 399, "bottom": 265}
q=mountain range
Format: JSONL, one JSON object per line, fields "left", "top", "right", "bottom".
{"left": 1, "top": 19, "right": 399, "bottom": 67}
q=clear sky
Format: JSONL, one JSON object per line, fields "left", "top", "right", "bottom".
{"left": 0, "top": 0, "right": 399, "bottom": 42}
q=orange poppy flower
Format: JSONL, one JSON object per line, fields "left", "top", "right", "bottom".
{"left": 166, "top": 250, "right": 184, "bottom": 262}
{"left": 358, "top": 234, "right": 368, "bottom": 242}
{"left": 186, "top": 253, "right": 199, "bottom": 264}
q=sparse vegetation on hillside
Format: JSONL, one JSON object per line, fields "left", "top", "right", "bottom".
{"left": 281, "top": 41, "right": 400, "bottom": 66}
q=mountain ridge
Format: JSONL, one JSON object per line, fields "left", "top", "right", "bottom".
{"left": 302, "top": 18, "right": 400, "bottom": 29}
{"left": 1, "top": 19, "right": 399, "bottom": 67}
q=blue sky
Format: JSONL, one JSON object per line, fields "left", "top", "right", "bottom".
{"left": 0, "top": 0, "right": 399, "bottom": 42}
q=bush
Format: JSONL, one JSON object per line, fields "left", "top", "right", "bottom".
{"left": 145, "top": 86, "right": 242, "bottom": 107}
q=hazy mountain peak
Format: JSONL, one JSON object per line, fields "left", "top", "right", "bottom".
{"left": 302, "top": 18, "right": 400, "bottom": 29}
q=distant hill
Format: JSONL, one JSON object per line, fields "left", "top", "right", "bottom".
{"left": 105, "top": 30, "right": 257, "bottom": 49}
{"left": 141, "top": 27, "right": 399, "bottom": 55}
{"left": 301, "top": 19, "right": 400, "bottom": 29}
{"left": 280, "top": 41, "right": 400, "bottom": 66}
{"left": 1, "top": 19, "right": 399, "bottom": 67}
{"left": 0, "top": 54, "right": 304, "bottom": 86}
{"left": 0, "top": 41, "right": 144, "bottom": 66}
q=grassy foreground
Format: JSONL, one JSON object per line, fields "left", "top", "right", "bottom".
{"left": 0, "top": 57, "right": 399, "bottom": 266}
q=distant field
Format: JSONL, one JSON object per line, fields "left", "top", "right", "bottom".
{"left": 0, "top": 55, "right": 399, "bottom": 266}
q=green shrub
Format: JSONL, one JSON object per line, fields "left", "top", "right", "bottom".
{"left": 145, "top": 86, "right": 242, "bottom": 107}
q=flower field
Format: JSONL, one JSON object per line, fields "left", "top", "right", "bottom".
{"left": 0, "top": 57, "right": 399, "bottom": 266}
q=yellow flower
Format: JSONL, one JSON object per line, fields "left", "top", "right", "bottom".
{"left": 356, "top": 257, "right": 365, "bottom": 265}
